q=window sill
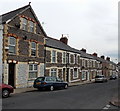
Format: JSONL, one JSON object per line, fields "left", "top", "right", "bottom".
{"left": 8, "top": 53, "right": 16, "bottom": 56}
{"left": 82, "top": 78, "right": 86, "bottom": 80}
{"left": 31, "top": 55, "right": 37, "bottom": 57}
{"left": 73, "top": 76, "right": 78, "bottom": 79}
{"left": 28, "top": 78, "right": 36, "bottom": 81}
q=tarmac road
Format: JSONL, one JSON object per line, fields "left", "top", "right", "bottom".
{"left": 2, "top": 79, "right": 119, "bottom": 110}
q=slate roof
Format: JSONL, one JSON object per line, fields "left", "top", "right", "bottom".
{"left": 46, "top": 36, "right": 94, "bottom": 59}
{"left": 1, "top": 5, "right": 30, "bottom": 24}
{"left": 46, "top": 36, "right": 75, "bottom": 52}
{"left": 1, "top": 4, "right": 47, "bottom": 36}
{"left": 45, "top": 37, "right": 118, "bottom": 65}
{"left": 91, "top": 54, "right": 118, "bottom": 66}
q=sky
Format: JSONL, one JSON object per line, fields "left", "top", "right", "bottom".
{"left": 0, "top": 0, "right": 119, "bottom": 63}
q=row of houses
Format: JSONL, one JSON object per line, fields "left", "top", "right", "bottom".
{"left": 0, "top": 4, "right": 119, "bottom": 88}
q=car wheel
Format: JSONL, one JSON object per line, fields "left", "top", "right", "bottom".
{"left": 64, "top": 84, "right": 68, "bottom": 89}
{"left": 2, "top": 89, "right": 10, "bottom": 98}
{"left": 50, "top": 86, "right": 54, "bottom": 91}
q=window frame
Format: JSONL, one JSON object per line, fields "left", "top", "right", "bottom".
{"left": 52, "top": 50, "right": 56, "bottom": 63}
{"left": 62, "top": 52, "right": 66, "bottom": 64}
{"left": 31, "top": 42, "right": 37, "bottom": 57}
{"left": 29, "top": 21, "right": 34, "bottom": 33}
{"left": 8, "top": 37, "right": 16, "bottom": 54}
{"left": 51, "top": 68, "right": 57, "bottom": 77}
{"left": 29, "top": 64, "right": 38, "bottom": 79}
{"left": 73, "top": 68, "right": 78, "bottom": 79}
{"left": 22, "top": 18, "right": 28, "bottom": 31}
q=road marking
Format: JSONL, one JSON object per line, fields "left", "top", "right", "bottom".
{"left": 102, "top": 104, "right": 111, "bottom": 110}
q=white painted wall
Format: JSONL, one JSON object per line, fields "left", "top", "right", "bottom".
{"left": 0, "top": 24, "right": 3, "bottom": 83}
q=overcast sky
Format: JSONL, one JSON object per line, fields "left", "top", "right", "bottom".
{"left": 0, "top": 0, "right": 119, "bottom": 63}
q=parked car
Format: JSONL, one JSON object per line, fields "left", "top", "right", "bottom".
{"left": 109, "top": 74, "right": 117, "bottom": 80}
{"left": 95, "top": 75, "right": 107, "bottom": 83}
{"left": 33, "top": 76, "right": 68, "bottom": 91}
{"left": 0, "top": 83, "right": 14, "bottom": 98}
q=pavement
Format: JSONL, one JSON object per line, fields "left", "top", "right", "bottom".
{"left": 109, "top": 97, "right": 120, "bottom": 108}
{"left": 13, "top": 80, "right": 94, "bottom": 94}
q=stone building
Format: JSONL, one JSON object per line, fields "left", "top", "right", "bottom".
{"left": 1, "top": 4, "right": 46, "bottom": 88}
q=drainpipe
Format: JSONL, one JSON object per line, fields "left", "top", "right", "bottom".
{"left": 44, "top": 38, "right": 47, "bottom": 76}
{"left": 66, "top": 51, "right": 68, "bottom": 82}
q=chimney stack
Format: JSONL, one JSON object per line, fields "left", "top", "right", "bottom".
{"left": 60, "top": 34, "right": 68, "bottom": 45}
{"left": 106, "top": 57, "right": 110, "bottom": 61}
{"left": 81, "top": 48, "right": 86, "bottom": 53}
{"left": 92, "top": 53, "right": 97, "bottom": 57}
{"left": 101, "top": 55, "right": 105, "bottom": 59}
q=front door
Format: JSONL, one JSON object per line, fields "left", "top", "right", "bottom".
{"left": 8, "top": 63, "right": 15, "bottom": 87}
{"left": 66, "top": 68, "right": 69, "bottom": 82}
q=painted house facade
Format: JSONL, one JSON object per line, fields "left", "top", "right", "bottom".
{"left": 1, "top": 4, "right": 46, "bottom": 88}
{"left": 44, "top": 36, "right": 103, "bottom": 83}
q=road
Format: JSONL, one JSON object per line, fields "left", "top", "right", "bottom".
{"left": 2, "top": 79, "right": 119, "bottom": 110}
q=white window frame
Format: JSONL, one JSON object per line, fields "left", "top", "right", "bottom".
{"left": 31, "top": 42, "right": 36, "bottom": 56}
{"left": 77, "top": 55, "right": 80, "bottom": 64}
{"left": 62, "top": 52, "right": 66, "bottom": 64}
{"left": 29, "top": 64, "right": 38, "bottom": 79}
{"left": 8, "top": 37, "right": 16, "bottom": 54}
{"left": 22, "top": 18, "right": 27, "bottom": 30}
{"left": 87, "top": 60, "right": 89, "bottom": 68}
{"left": 51, "top": 68, "right": 57, "bottom": 77}
{"left": 82, "top": 59, "right": 85, "bottom": 67}
{"left": 73, "top": 68, "right": 78, "bottom": 79}
{"left": 93, "top": 61, "right": 96, "bottom": 68}
{"left": 52, "top": 50, "right": 56, "bottom": 63}
{"left": 29, "top": 21, "right": 34, "bottom": 33}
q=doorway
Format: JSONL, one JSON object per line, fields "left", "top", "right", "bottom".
{"left": 8, "top": 63, "right": 15, "bottom": 87}
{"left": 66, "top": 68, "right": 69, "bottom": 82}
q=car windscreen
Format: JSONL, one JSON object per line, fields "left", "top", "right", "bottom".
{"left": 36, "top": 77, "right": 45, "bottom": 81}
{"left": 45, "top": 77, "right": 56, "bottom": 82}
{"left": 95, "top": 75, "right": 104, "bottom": 78}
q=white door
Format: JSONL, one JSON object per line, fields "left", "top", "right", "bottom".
{"left": 87, "top": 72, "right": 90, "bottom": 81}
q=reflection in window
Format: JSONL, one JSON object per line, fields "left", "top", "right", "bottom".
{"left": 8, "top": 37, "right": 16, "bottom": 54}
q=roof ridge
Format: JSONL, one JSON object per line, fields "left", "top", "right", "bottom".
{"left": 47, "top": 36, "right": 73, "bottom": 48}
{"left": 1, "top": 4, "right": 30, "bottom": 16}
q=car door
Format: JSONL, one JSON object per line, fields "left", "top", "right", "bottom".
{"left": 56, "top": 78, "right": 64, "bottom": 88}
{"left": 50, "top": 77, "right": 57, "bottom": 88}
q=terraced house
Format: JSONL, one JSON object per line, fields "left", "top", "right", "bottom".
{"left": 1, "top": 4, "right": 118, "bottom": 88}
{"left": 44, "top": 36, "right": 103, "bottom": 83}
{"left": 1, "top": 4, "right": 46, "bottom": 88}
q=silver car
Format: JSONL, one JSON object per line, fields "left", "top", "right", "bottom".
{"left": 95, "top": 75, "right": 107, "bottom": 82}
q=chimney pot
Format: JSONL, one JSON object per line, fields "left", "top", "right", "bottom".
{"left": 92, "top": 53, "right": 97, "bottom": 57}
{"left": 81, "top": 48, "right": 86, "bottom": 53}
{"left": 101, "top": 55, "right": 105, "bottom": 59}
{"left": 60, "top": 35, "right": 68, "bottom": 45}
{"left": 106, "top": 57, "right": 110, "bottom": 61}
